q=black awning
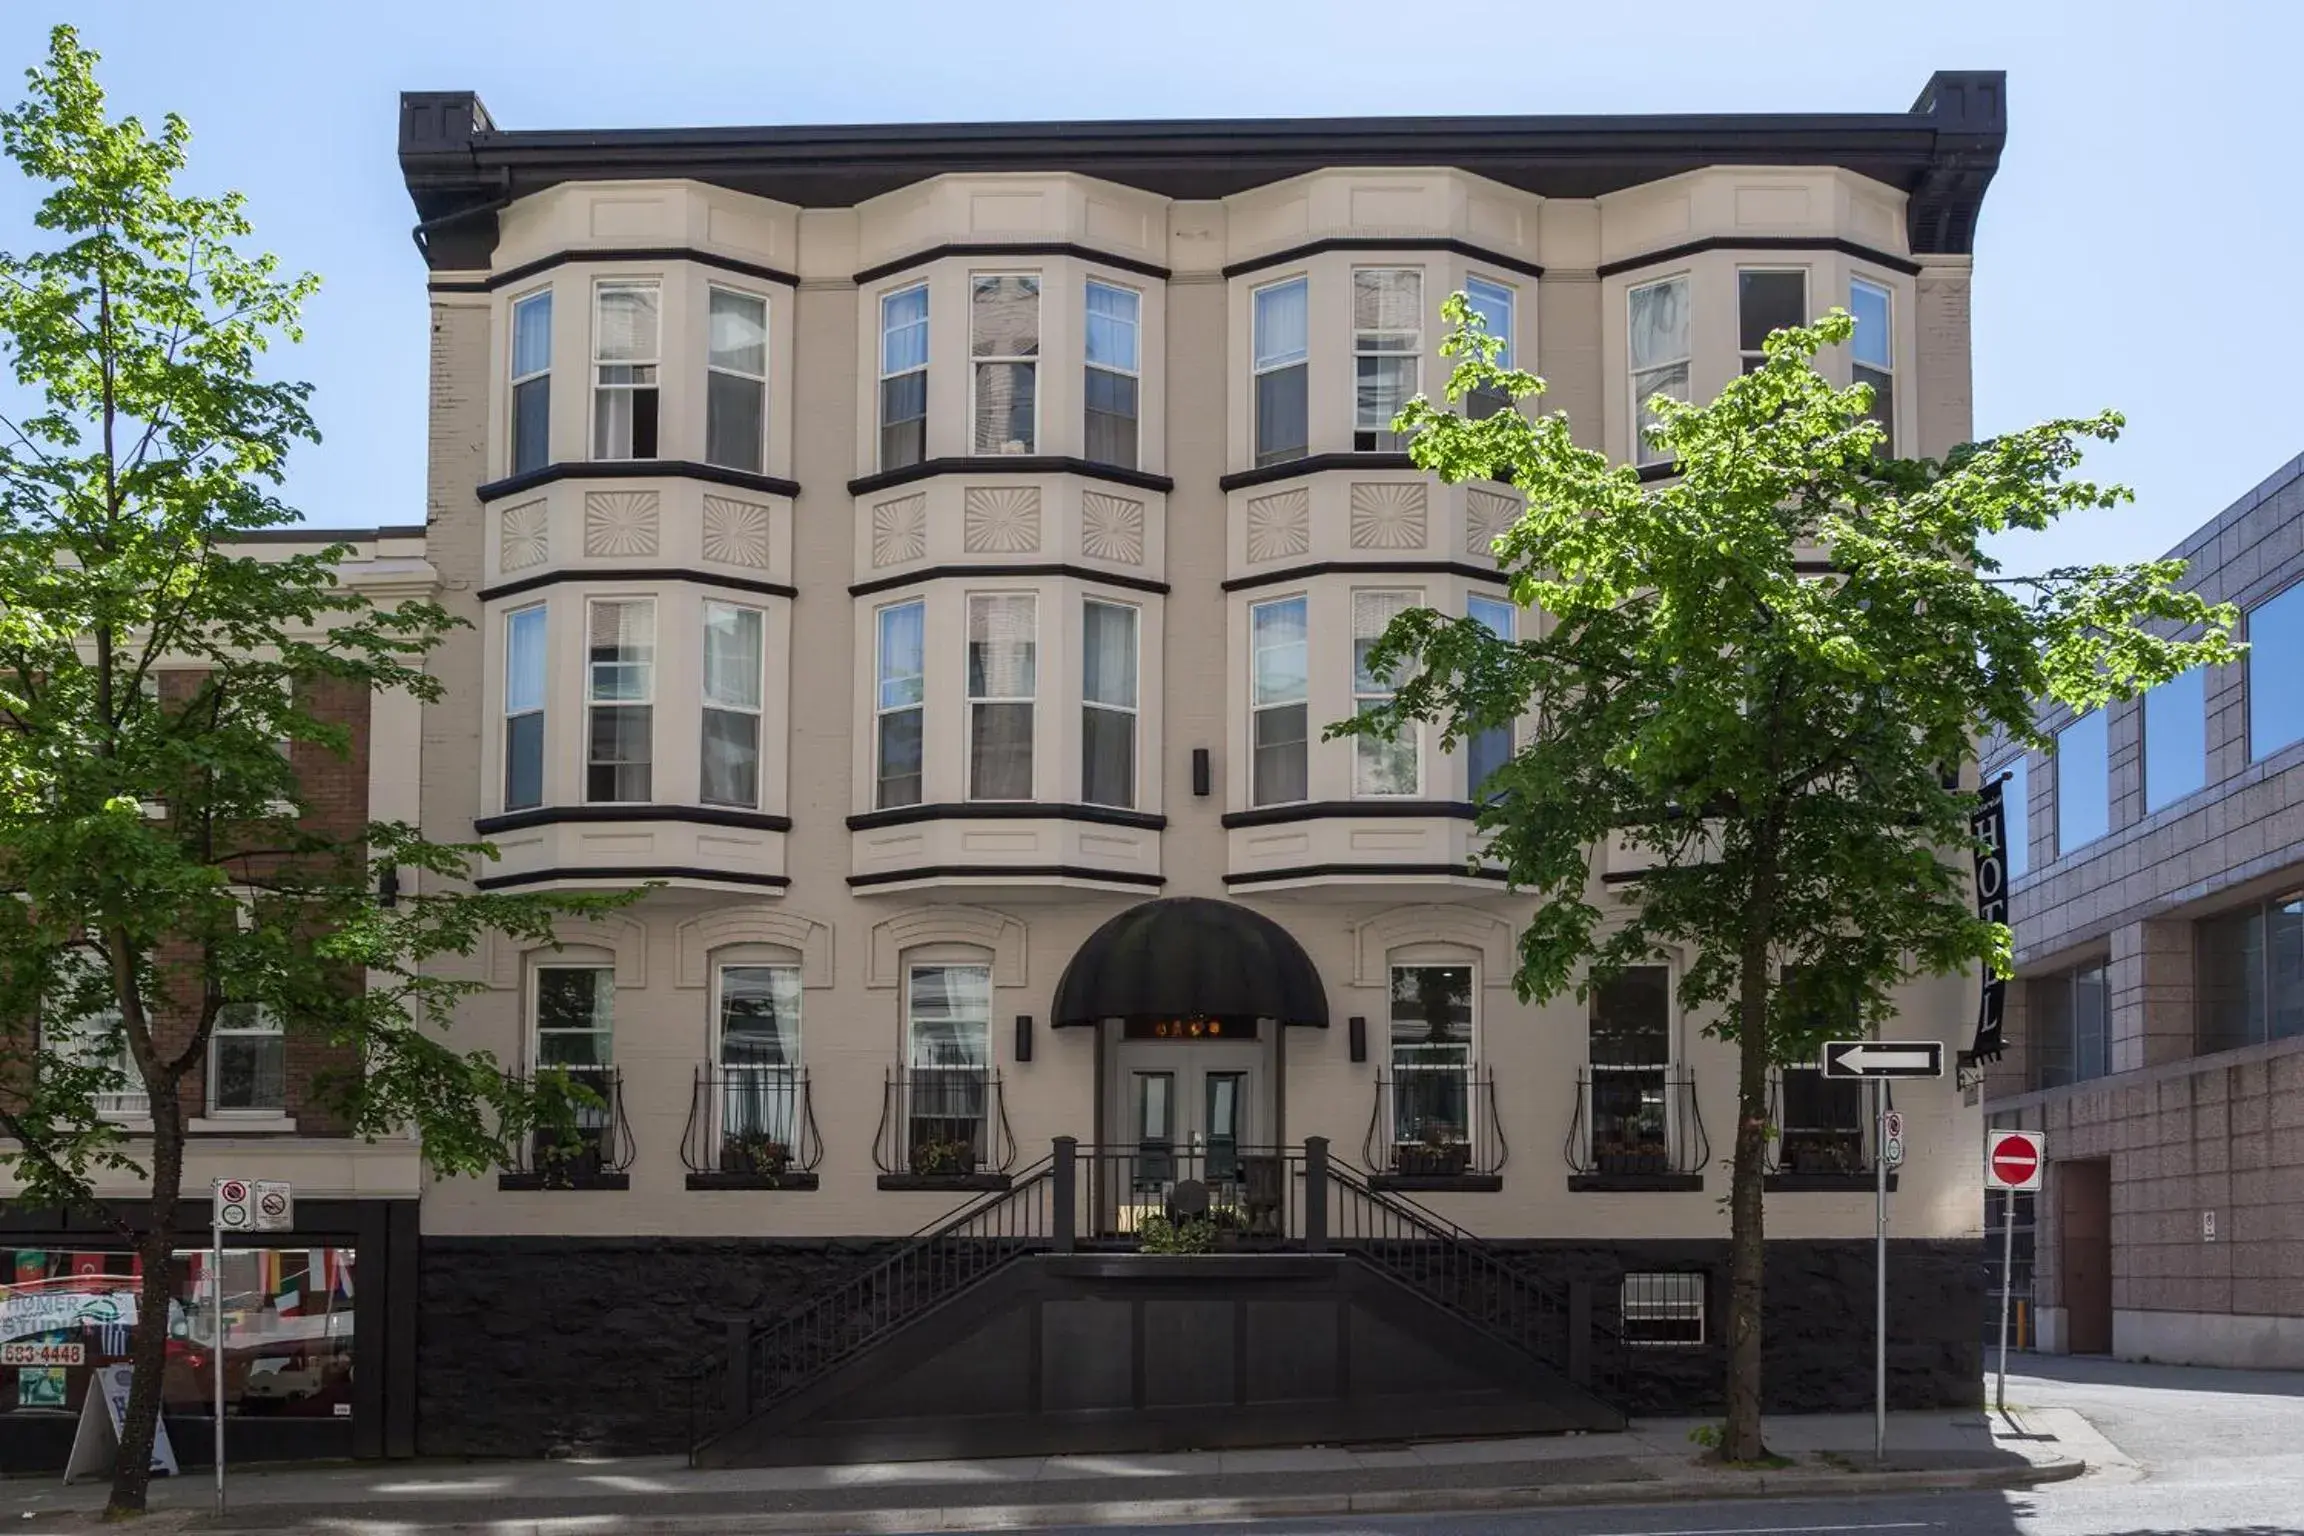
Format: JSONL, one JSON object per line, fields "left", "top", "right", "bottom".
{"left": 1051, "top": 897, "right": 1329, "bottom": 1029}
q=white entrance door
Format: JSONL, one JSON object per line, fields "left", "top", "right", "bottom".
{"left": 1104, "top": 1039, "right": 1269, "bottom": 1234}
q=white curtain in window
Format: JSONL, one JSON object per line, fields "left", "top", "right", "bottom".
{"left": 709, "top": 290, "right": 767, "bottom": 375}
{"left": 506, "top": 607, "right": 547, "bottom": 714}
{"left": 595, "top": 285, "right": 659, "bottom": 362}
{"left": 1353, "top": 269, "right": 1422, "bottom": 335}
{"left": 1629, "top": 279, "right": 1688, "bottom": 369}
{"left": 882, "top": 286, "right": 929, "bottom": 373}
{"left": 702, "top": 604, "right": 762, "bottom": 711}
{"left": 1083, "top": 601, "right": 1136, "bottom": 709}
{"left": 1086, "top": 282, "right": 1139, "bottom": 370}
{"left": 967, "top": 595, "right": 1036, "bottom": 699}
{"left": 878, "top": 602, "right": 925, "bottom": 707}
{"left": 512, "top": 293, "right": 553, "bottom": 377}
{"left": 909, "top": 965, "right": 991, "bottom": 1066}
{"left": 1253, "top": 281, "right": 1309, "bottom": 368}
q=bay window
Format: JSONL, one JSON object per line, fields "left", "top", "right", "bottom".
{"left": 705, "top": 287, "right": 768, "bottom": 473}
{"left": 1463, "top": 276, "right": 1514, "bottom": 419}
{"left": 1085, "top": 281, "right": 1140, "bottom": 469}
{"left": 503, "top": 604, "right": 546, "bottom": 811}
{"left": 1082, "top": 599, "right": 1138, "bottom": 808}
{"left": 875, "top": 600, "right": 925, "bottom": 809}
{"left": 971, "top": 274, "right": 1040, "bottom": 455}
{"left": 585, "top": 598, "right": 654, "bottom": 803}
{"left": 1737, "top": 269, "right": 1806, "bottom": 374}
{"left": 700, "top": 601, "right": 763, "bottom": 809}
{"left": 966, "top": 593, "right": 1036, "bottom": 800}
{"left": 879, "top": 285, "right": 929, "bottom": 470}
{"left": 209, "top": 1002, "right": 285, "bottom": 1115}
{"left": 1250, "top": 596, "right": 1309, "bottom": 806}
{"left": 1849, "top": 276, "right": 1895, "bottom": 451}
{"left": 509, "top": 289, "right": 552, "bottom": 475}
{"left": 1466, "top": 593, "right": 1515, "bottom": 799}
{"left": 1628, "top": 275, "right": 1689, "bottom": 467}
{"left": 591, "top": 280, "right": 660, "bottom": 460}
{"left": 1352, "top": 268, "right": 1422, "bottom": 452}
{"left": 1352, "top": 589, "right": 1418, "bottom": 796}
{"left": 1252, "top": 278, "right": 1309, "bottom": 467}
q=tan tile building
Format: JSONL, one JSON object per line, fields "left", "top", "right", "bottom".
{"left": 1984, "top": 452, "right": 2304, "bottom": 1370}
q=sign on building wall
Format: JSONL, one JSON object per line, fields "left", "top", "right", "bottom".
{"left": 1961, "top": 773, "right": 2012, "bottom": 1087}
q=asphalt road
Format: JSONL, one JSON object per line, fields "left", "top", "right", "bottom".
{"left": 1037, "top": 1355, "right": 2304, "bottom": 1536}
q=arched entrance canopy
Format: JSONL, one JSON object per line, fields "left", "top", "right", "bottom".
{"left": 1051, "top": 897, "right": 1329, "bottom": 1029}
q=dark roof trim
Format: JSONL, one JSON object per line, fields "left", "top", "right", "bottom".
{"left": 1223, "top": 560, "right": 1505, "bottom": 595}
{"left": 1594, "top": 235, "right": 1921, "bottom": 280}
{"left": 847, "top": 802, "right": 1166, "bottom": 832}
{"left": 1224, "top": 862, "right": 1507, "bottom": 887}
{"left": 848, "top": 863, "right": 1165, "bottom": 889}
{"left": 474, "top": 805, "right": 792, "bottom": 835}
{"left": 854, "top": 242, "right": 1169, "bottom": 286}
{"left": 850, "top": 563, "right": 1168, "bottom": 598}
{"left": 1221, "top": 799, "right": 1479, "bottom": 829}
{"left": 479, "top": 567, "right": 797, "bottom": 602}
{"left": 473, "top": 864, "right": 790, "bottom": 890}
{"left": 1224, "top": 237, "right": 1542, "bottom": 282}
{"left": 429, "top": 244, "right": 799, "bottom": 293}
{"left": 399, "top": 73, "right": 2006, "bottom": 269}
{"left": 1219, "top": 452, "right": 1414, "bottom": 493}
{"left": 849, "top": 455, "right": 1173, "bottom": 498}
{"left": 477, "top": 459, "right": 800, "bottom": 504}
{"left": 227, "top": 527, "right": 426, "bottom": 546}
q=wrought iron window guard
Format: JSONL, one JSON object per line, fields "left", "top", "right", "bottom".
{"left": 1764, "top": 1067, "right": 1878, "bottom": 1182}
{"left": 873, "top": 1066, "right": 1017, "bottom": 1184}
{"left": 500, "top": 1067, "right": 635, "bottom": 1190}
{"left": 682, "top": 1063, "right": 824, "bottom": 1188}
{"left": 1362, "top": 1068, "right": 1506, "bottom": 1185}
{"left": 1564, "top": 1064, "right": 1708, "bottom": 1183}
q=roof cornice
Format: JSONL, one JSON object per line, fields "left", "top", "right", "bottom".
{"left": 397, "top": 72, "right": 2006, "bottom": 271}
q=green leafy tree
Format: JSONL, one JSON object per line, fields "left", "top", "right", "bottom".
{"left": 1340, "top": 294, "right": 2239, "bottom": 1461}
{"left": 0, "top": 28, "right": 625, "bottom": 1515}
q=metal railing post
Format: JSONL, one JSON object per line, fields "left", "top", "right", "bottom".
{"left": 1304, "top": 1136, "right": 1329, "bottom": 1253}
{"left": 1052, "top": 1136, "right": 1078, "bottom": 1253}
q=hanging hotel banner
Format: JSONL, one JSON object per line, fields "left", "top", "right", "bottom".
{"left": 1962, "top": 773, "right": 2011, "bottom": 1081}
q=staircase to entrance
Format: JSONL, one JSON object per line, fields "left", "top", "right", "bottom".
{"left": 684, "top": 1137, "right": 1629, "bottom": 1467}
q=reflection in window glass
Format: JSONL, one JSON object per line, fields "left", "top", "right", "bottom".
{"left": 1466, "top": 595, "right": 1516, "bottom": 798}
{"left": 1737, "top": 270, "right": 1806, "bottom": 372}
{"left": 2031, "top": 963, "right": 2110, "bottom": 1090}
{"left": 1351, "top": 590, "right": 1418, "bottom": 796}
{"left": 875, "top": 602, "right": 925, "bottom": 809}
{"left": 1252, "top": 279, "right": 1309, "bottom": 467}
{"left": 1082, "top": 600, "right": 1137, "bottom": 808}
{"left": 1389, "top": 964, "right": 1472, "bottom": 1152}
{"left": 1628, "top": 276, "right": 1689, "bottom": 467}
{"left": 705, "top": 288, "right": 767, "bottom": 472}
{"left": 966, "top": 594, "right": 1036, "bottom": 800}
{"left": 1353, "top": 269, "right": 1422, "bottom": 452}
{"left": 879, "top": 285, "right": 929, "bottom": 470}
{"left": 211, "top": 1003, "right": 285, "bottom": 1113}
{"left": 2056, "top": 710, "right": 2109, "bottom": 853}
{"left": 2249, "top": 583, "right": 2304, "bottom": 760}
{"left": 1250, "top": 597, "right": 1308, "bottom": 806}
{"left": 1849, "top": 277, "right": 1895, "bottom": 451}
{"left": 907, "top": 964, "right": 992, "bottom": 1170}
{"left": 1587, "top": 966, "right": 1670, "bottom": 1171}
{"left": 1084, "top": 281, "right": 1140, "bottom": 469}
{"left": 1463, "top": 277, "right": 1514, "bottom": 420}
{"left": 2197, "top": 891, "right": 2304, "bottom": 1053}
{"left": 970, "top": 275, "right": 1040, "bottom": 454}
{"left": 2144, "top": 667, "right": 2207, "bottom": 812}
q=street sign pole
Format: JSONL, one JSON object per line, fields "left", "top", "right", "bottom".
{"left": 211, "top": 1206, "right": 224, "bottom": 1515}
{"left": 1996, "top": 1189, "right": 2016, "bottom": 1415}
{"left": 1874, "top": 1077, "right": 1887, "bottom": 1463}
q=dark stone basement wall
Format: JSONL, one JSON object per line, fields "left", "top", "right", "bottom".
{"left": 418, "top": 1235, "right": 1984, "bottom": 1457}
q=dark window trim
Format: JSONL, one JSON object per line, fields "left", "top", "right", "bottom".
{"left": 473, "top": 865, "right": 791, "bottom": 890}
{"left": 1594, "top": 236, "right": 1922, "bottom": 280}
{"left": 1566, "top": 1173, "right": 1704, "bottom": 1192}
{"left": 848, "top": 863, "right": 1166, "bottom": 889}
{"left": 683, "top": 1172, "right": 821, "bottom": 1191}
{"left": 848, "top": 801, "right": 1166, "bottom": 832}
{"left": 849, "top": 563, "right": 1168, "bottom": 598}
{"left": 1635, "top": 462, "right": 1679, "bottom": 483}
{"left": 1219, "top": 451, "right": 1414, "bottom": 493}
{"left": 475, "top": 805, "right": 793, "bottom": 835}
{"left": 480, "top": 567, "right": 798, "bottom": 602}
{"left": 1221, "top": 799, "right": 1478, "bottom": 829}
{"left": 854, "top": 241, "right": 1169, "bottom": 286}
{"left": 497, "top": 1172, "right": 632, "bottom": 1192}
{"left": 1765, "top": 1173, "right": 1898, "bottom": 1193}
{"left": 477, "top": 459, "right": 801, "bottom": 504}
{"left": 1224, "top": 862, "right": 1505, "bottom": 887}
{"left": 1223, "top": 237, "right": 1543, "bottom": 282}
{"left": 1222, "top": 560, "right": 1505, "bottom": 594}
{"left": 875, "top": 1172, "right": 1014, "bottom": 1192}
{"left": 848, "top": 455, "right": 1174, "bottom": 497}
{"left": 430, "top": 245, "right": 799, "bottom": 294}
{"left": 1367, "top": 1173, "right": 1504, "bottom": 1193}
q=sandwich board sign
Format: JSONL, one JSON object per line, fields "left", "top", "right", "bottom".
{"left": 62, "top": 1363, "right": 178, "bottom": 1484}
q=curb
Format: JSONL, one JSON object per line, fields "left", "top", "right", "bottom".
{"left": 176, "top": 1456, "right": 2086, "bottom": 1536}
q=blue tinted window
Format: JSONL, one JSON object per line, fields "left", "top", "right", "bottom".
{"left": 2144, "top": 667, "right": 2207, "bottom": 811}
{"left": 2056, "top": 711, "right": 2109, "bottom": 853}
{"left": 1465, "top": 595, "right": 1516, "bottom": 798}
{"left": 1998, "top": 756, "right": 2029, "bottom": 881}
{"left": 2250, "top": 584, "right": 2304, "bottom": 760}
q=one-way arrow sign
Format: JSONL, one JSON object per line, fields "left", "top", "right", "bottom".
{"left": 1820, "top": 1040, "right": 1945, "bottom": 1079}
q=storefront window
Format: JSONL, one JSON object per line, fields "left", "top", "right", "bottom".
{"left": 0, "top": 1247, "right": 354, "bottom": 1423}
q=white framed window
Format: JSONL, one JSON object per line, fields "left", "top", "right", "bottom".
{"left": 1587, "top": 965, "right": 1674, "bottom": 1169}
{"left": 1627, "top": 275, "right": 1690, "bottom": 467}
{"left": 42, "top": 952, "right": 147, "bottom": 1120}
{"left": 1252, "top": 277, "right": 1309, "bottom": 467}
{"left": 701, "top": 600, "right": 764, "bottom": 809}
{"left": 1353, "top": 268, "right": 1422, "bottom": 452}
{"left": 591, "top": 280, "right": 661, "bottom": 460}
{"left": 705, "top": 286, "right": 768, "bottom": 473}
{"left": 906, "top": 962, "right": 992, "bottom": 1166}
{"left": 1849, "top": 276, "right": 1894, "bottom": 451}
{"left": 875, "top": 600, "right": 925, "bottom": 809}
{"left": 1737, "top": 268, "right": 1807, "bottom": 375}
{"left": 532, "top": 965, "right": 615, "bottom": 1148}
{"left": 966, "top": 593, "right": 1036, "bottom": 800}
{"left": 1388, "top": 963, "right": 1473, "bottom": 1149}
{"left": 509, "top": 288, "right": 552, "bottom": 475}
{"left": 1352, "top": 589, "right": 1419, "bottom": 796}
{"left": 970, "top": 273, "right": 1040, "bottom": 455}
{"left": 879, "top": 284, "right": 929, "bottom": 470}
{"left": 585, "top": 598, "right": 654, "bottom": 804}
{"left": 209, "top": 1002, "right": 285, "bottom": 1115}
{"left": 1084, "top": 280, "right": 1141, "bottom": 469}
{"left": 1250, "top": 595, "right": 1309, "bottom": 806}
{"left": 1465, "top": 593, "right": 1515, "bottom": 798}
{"left": 1622, "top": 1272, "right": 1706, "bottom": 1346}
{"left": 503, "top": 604, "right": 546, "bottom": 811}
{"left": 1463, "top": 276, "right": 1514, "bottom": 419}
{"left": 1082, "top": 598, "right": 1138, "bottom": 808}
{"left": 716, "top": 963, "right": 801, "bottom": 1148}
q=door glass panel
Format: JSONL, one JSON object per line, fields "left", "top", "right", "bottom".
{"left": 1205, "top": 1071, "right": 1244, "bottom": 1182}
{"left": 1134, "top": 1072, "right": 1175, "bottom": 1188}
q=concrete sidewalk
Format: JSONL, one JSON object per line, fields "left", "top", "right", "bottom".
{"left": 3, "top": 1410, "right": 2087, "bottom": 1534}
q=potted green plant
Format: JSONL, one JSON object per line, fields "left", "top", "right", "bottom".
{"left": 720, "top": 1130, "right": 790, "bottom": 1177}
{"left": 1396, "top": 1122, "right": 1471, "bottom": 1178}
{"left": 909, "top": 1136, "right": 976, "bottom": 1177}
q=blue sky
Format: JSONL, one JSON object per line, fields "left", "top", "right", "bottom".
{"left": 1, "top": 0, "right": 2289, "bottom": 577}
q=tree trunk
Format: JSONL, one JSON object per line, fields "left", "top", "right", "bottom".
{"left": 107, "top": 1097, "right": 186, "bottom": 1516}
{"left": 1719, "top": 847, "right": 1777, "bottom": 1464}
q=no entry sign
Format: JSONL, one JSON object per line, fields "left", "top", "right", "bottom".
{"left": 1985, "top": 1130, "right": 2044, "bottom": 1191}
